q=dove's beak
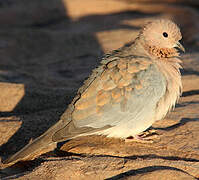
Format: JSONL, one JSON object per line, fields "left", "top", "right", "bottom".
{"left": 175, "top": 41, "right": 185, "bottom": 52}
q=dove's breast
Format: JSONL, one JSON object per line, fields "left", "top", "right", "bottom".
{"left": 154, "top": 59, "right": 182, "bottom": 122}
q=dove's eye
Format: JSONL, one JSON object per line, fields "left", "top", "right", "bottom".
{"left": 163, "top": 32, "right": 168, "bottom": 38}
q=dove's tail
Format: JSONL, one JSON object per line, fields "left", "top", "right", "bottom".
{"left": 3, "top": 117, "right": 105, "bottom": 166}
{"left": 3, "top": 119, "right": 67, "bottom": 165}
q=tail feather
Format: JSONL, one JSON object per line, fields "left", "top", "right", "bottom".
{"left": 3, "top": 119, "right": 108, "bottom": 165}
{"left": 3, "top": 120, "right": 66, "bottom": 165}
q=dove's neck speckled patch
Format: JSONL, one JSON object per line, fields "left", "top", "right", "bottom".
{"left": 145, "top": 45, "right": 179, "bottom": 59}
{"left": 133, "top": 35, "right": 179, "bottom": 59}
{"left": 141, "top": 44, "right": 179, "bottom": 59}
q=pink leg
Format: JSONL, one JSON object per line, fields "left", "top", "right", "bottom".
{"left": 125, "top": 129, "right": 158, "bottom": 143}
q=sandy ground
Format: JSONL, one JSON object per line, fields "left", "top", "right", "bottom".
{"left": 0, "top": 0, "right": 199, "bottom": 179}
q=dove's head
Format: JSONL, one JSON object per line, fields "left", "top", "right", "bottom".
{"left": 141, "top": 19, "right": 184, "bottom": 57}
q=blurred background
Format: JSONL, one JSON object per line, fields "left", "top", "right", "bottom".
{"left": 0, "top": 0, "right": 199, "bottom": 177}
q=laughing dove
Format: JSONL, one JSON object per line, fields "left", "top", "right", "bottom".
{"left": 3, "top": 19, "right": 184, "bottom": 165}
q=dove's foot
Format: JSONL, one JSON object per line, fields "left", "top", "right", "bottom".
{"left": 125, "top": 129, "right": 158, "bottom": 143}
{"left": 138, "top": 129, "right": 157, "bottom": 138}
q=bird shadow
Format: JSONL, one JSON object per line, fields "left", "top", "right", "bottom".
{"left": 105, "top": 166, "right": 193, "bottom": 180}
{"left": 153, "top": 117, "right": 199, "bottom": 132}
{"left": 182, "top": 90, "right": 199, "bottom": 97}
{"left": 181, "top": 68, "right": 199, "bottom": 76}
{"left": 1, "top": 151, "right": 198, "bottom": 179}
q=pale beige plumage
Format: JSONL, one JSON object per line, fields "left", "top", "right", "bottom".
{"left": 3, "top": 19, "right": 184, "bottom": 165}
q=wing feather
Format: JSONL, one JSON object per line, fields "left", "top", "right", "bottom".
{"left": 72, "top": 56, "right": 156, "bottom": 129}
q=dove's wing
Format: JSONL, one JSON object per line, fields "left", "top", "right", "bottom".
{"left": 53, "top": 54, "right": 167, "bottom": 140}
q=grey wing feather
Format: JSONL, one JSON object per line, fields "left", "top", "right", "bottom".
{"left": 70, "top": 57, "right": 166, "bottom": 138}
